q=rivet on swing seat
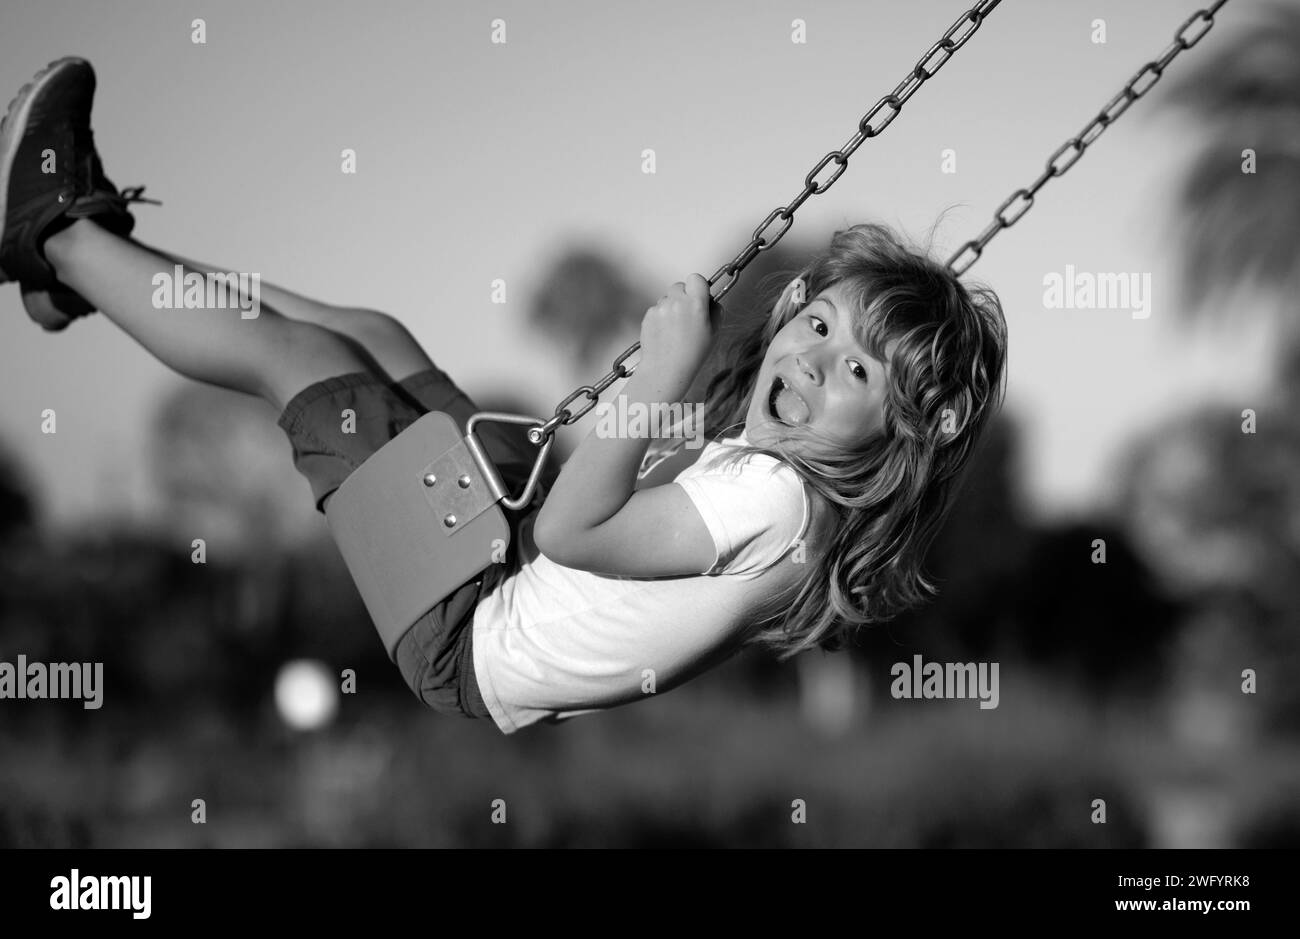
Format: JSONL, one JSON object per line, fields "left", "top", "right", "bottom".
{"left": 324, "top": 410, "right": 553, "bottom": 660}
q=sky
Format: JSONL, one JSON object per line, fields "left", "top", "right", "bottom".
{"left": 0, "top": 0, "right": 1274, "bottom": 530}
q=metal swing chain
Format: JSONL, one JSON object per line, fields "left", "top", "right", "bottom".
{"left": 946, "top": 0, "right": 1231, "bottom": 275}
{"left": 527, "top": 0, "right": 1232, "bottom": 451}
{"left": 526, "top": 0, "right": 1005, "bottom": 447}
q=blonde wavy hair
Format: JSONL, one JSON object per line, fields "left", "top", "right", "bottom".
{"left": 678, "top": 222, "right": 1008, "bottom": 661}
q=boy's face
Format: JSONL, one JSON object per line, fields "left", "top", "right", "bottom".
{"left": 744, "top": 283, "right": 894, "bottom": 454}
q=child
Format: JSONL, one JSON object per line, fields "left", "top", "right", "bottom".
{"left": 2, "top": 58, "right": 1008, "bottom": 735}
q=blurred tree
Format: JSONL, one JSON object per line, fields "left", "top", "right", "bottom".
{"left": 1159, "top": 1, "right": 1300, "bottom": 391}
{"left": 150, "top": 383, "right": 324, "bottom": 555}
{"left": 860, "top": 414, "right": 1033, "bottom": 665}
{"left": 527, "top": 247, "right": 649, "bottom": 380}
{"left": 1112, "top": 405, "right": 1300, "bottom": 734}
{"left": 148, "top": 382, "right": 329, "bottom": 655}
{"left": 1128, "top": 2, "right": 1300, "bottom": 734}
{"left": 0, "top": 443, "right": 35, "bottom": 544}
{"left": 525, "top": 238, "right": 817, "bottom": 408}
{"left": 999, "top": 521, "right": 1185, "bottom": 694}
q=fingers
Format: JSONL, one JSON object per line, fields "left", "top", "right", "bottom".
{"left": 653, "top": 275, "right": 711, "bottom": 308}
{"left": 663, "top": 275, "right": 709, "bottom": 297}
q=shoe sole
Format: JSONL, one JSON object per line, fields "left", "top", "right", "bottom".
{"left": 0, "top": 56, "right": 92, "bottom": 284}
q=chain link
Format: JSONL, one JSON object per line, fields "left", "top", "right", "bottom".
{"left": 946, "top": 0, "right": 1231, "bottom": 276}
{"left": 531, "top": 0, "right": 1004, "bottom": 444}
{"left": 530, "top": 0, "right": 1235, "bottom": 446}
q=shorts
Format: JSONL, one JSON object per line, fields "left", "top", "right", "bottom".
{"left": 276, "top": 366, "right": 553, "bottom": 721}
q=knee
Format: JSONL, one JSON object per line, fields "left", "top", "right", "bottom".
{"left": 338, "top": 307, "right": 417, "bottom": 350}
{"left": 259, "top": 318, "right": 366, "bottom": 406}
{"left": 282, "top": 318, "right": 359, "bottom": 365}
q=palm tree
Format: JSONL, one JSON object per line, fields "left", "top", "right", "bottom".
{"left": 1159, "top": 0, "right": 1300, "bottom": 388}
{"left": 1121, "top": 1, "right": 1300, "bottom": 740}
{"left": 0, "top": 443, "right": 35, "bottom": 544}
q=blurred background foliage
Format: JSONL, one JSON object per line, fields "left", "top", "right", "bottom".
{"left": 1, "top": 221, "right": 1296, "bottom": 847}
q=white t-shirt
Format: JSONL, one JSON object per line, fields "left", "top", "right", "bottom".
{"left": 471, "top": 429, "right": 816, "bottom": 734}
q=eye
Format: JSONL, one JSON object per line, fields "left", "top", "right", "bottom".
{"left": 806, "top": 314, "right": 828, "bottom": 336}
{"left": 848, "top": 360, "right": 868, "bottom": 382}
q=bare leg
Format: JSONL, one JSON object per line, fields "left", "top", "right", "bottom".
{"left": 131, "top": 240, "right": 436, "bottom": 383}
{"left": 42, "top": 219, "right": 370, "bottom": 411}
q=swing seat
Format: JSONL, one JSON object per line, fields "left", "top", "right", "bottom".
{"left": 324, "top": 410, "right": 552, "bottom": 659}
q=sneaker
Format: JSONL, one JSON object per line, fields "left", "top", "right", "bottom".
{"left": 0, "top": 57, "right": 155, "bottom": 328}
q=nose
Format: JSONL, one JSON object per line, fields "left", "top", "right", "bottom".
{"left": 795, "top": 354, "right": 821, "bottom": 386}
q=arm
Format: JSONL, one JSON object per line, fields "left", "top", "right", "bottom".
{"left": 633, "top": 439, "right": 706, "bottom": 491}
{"left": 534, "top": 275, "right": 720, "bottom": 577}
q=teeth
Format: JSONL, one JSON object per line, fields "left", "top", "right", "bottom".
{"left": 769, "top": 374, "right": 810, "bottom": 424}
{"left": 768, "top": 376, "right": 785, "bottom": 419}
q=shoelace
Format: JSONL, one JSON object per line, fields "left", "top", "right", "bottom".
{"left": 119, "top": 186, "right": 161, "bottom": 206}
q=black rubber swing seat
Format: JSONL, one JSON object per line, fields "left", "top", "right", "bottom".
{"left": 324, "top": 410, "right": 552, "bottom": 659}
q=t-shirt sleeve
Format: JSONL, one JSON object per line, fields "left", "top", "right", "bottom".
{"left": 674, "top": 455, "right": 809, "bottom": 576}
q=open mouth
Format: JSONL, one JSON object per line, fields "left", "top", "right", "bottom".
{"left": 766, "top": 375, "right": 811, "bottom": 425}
